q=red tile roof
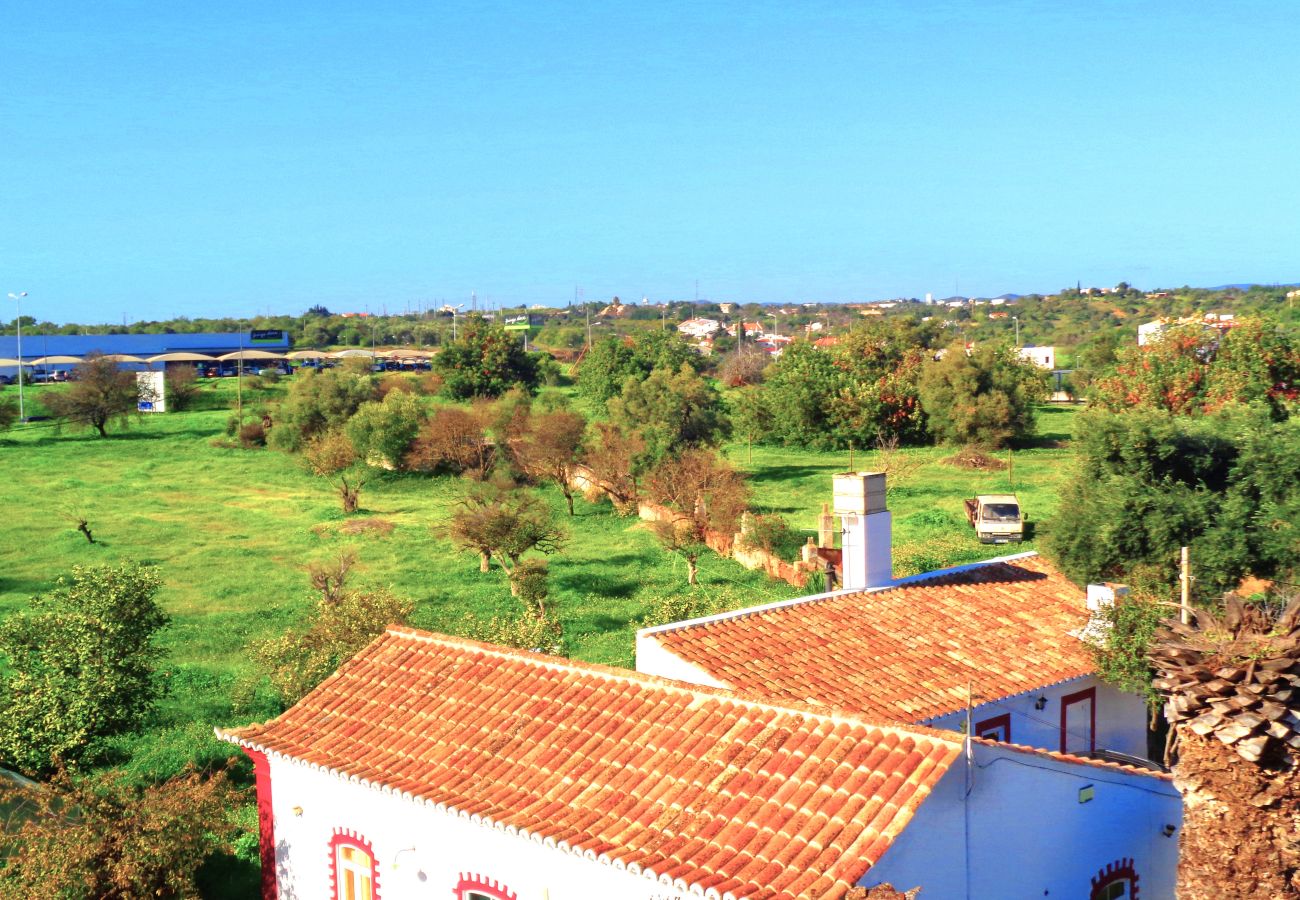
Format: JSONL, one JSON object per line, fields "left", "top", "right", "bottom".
{"left": 642, "top": 553, "right": 1094, "bottom": 723}
{"left": 219, "top": 628, "right": 964, "bottom": 900}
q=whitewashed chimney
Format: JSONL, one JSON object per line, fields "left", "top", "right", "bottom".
{"left": 833, "top": 472, "right": 891, "bottom": 590}
{"left": 1086, "top": 582, "right": 1130, "bottom": 612}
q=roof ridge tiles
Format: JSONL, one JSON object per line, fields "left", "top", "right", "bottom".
{"left": 636, "top": 550, "right": 1043, "bottom": 638}
{"left": 376, "top": 625, "right": 965, "bottom": 748}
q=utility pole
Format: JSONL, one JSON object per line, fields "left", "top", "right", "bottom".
{"left": 1180, "top": 546, "right": 1192, "bottom": 625}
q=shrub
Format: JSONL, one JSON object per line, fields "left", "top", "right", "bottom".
{"left": 345, "top": 390, "right": 427, "bottom": 469}
{"left": 433, "top": 316, "right": 540, "bottom": 399}
{"left": 405, "top": 406, "right": 494, "bottom": 478}
{"left": 0, "top": 563, "right": 168, "bottom": 775}
{"left": 267, "top": 368, "right": 376, "bottom": 452}
{"left": 376, "top": 374, "right": 417, "bottom": 398}
{"left": 740, "top": 514, "right": 801, "bottom": 559}
{"left": 163, "top": 366, "right": 201, "bottom": 411}
{"left": 918, "top": 344, "right": 1047, "bottom": 448}
{"left": 459, "top": 610, "right": 564, "bottom": 656}
{"left": 238, "top": 421, "right": 266, "bottom": 448}
{"left": 44, "top": 354, "right": 140, "bottom": 437}
{"left": 417, "top": 372, "right": 445, "bottom": 396}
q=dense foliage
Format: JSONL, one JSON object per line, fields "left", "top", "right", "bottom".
{"left": 433, "top": 316, "right": 540, "bottom": 399}
{"left": 1091, "top": 318, "right": 1300, "bottom": 419}
{"left": 268, "top": 367, "right": 377, "bottom": 451}
{"left": 0, "top": 563, "right": 167, "bottom": 774}
{"left": 345, "top": 389, "right": 427, "bottom": 468}
{"left": 918, "top": 343, "right": 1047, "bottom": 447}
{"left": 576, "top": 330, "right": 700, "bottom": 406}
{"left": 0, "top": 767, "right": 241, "bottom": 898}
{"left": 607, "top": 364, "right": 730, "bottom": 466}
{"left": 1052, "top": 409, "right": 1300, "bottom": 598}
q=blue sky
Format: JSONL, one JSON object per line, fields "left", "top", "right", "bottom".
{"left": 3, "top": 1, "right": 1298, "bottom": 323}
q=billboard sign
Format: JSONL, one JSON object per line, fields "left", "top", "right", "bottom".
{"left": 503, "top": 314, "right": 542, "bottom": 331}
{"left": 250, "top": 329, "right": 286, "bottom": 345}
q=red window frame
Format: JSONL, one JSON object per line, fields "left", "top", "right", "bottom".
{"left": 1090, "top": 858, "right": 1140, "bottom": 899}
{"left": 1060, "top": 686, "right": 1097, "bottom": 754}
{"left": 455, "top": 874, "right": 518, "bottom": 900}
{"left": 329, "top": 829, "right": 380, "bottom": 900}
{"left": 974, "top": 712, "right": 1011, "bottom": 742}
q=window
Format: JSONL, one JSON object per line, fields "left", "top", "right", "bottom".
{"left": 974, "top": 712, "right": 1011, "bottom": 743}
{"left": 1090, "top": 859, "right": 1139, "bottom": 900}
{"left": 329, "top": 830, "right": 379, "bottom": 900}
{"left": 1061, "top": 687, "right": 1097, "bottom": 754}
{"left": 454, "top": 874, "right": 518, "bottom": 900}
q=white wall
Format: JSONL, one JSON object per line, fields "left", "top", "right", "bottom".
{"left": 634, "top": 634, "right": 729, "bottom": 688}
{"left": 924, "top": 676, "right": 1152, "bottom": 760}
{"left": 266, "top": 756, "right": 696, "bottom": 900}
{"left": 864, "top": 745, "right": 1181, "bottom": 899}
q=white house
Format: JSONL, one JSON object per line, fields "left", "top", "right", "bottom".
{"left": 677, "top": 317, "right": 721, "bottom": 340}
{"left": 220, "top": 628, "right": 1179, "bottom": 900}
{"left": 1017, "top": 345, "right": 1056, "bottom": 370}
{"left": 636, "top": 475, "right": 1152, "bottom": 765}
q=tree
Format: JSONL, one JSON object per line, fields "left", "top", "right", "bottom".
{"left": 585, "top": 421, "right": 645, "bottom": 514}
{"left": 607, "top": 364, "right": 730, "bottom": 465}
{"left": 0, "top": 388, "right": 16, "bottom": 429}
{"left": 433, "top": 316, "right": 540, "bottom": 399}
{"left": 302, "top": 429, "right": 367, "bottom": 513}
{"left": 446, "top": 483, "right": 568, "bottom": 594}
{"left": 644, "top": 449, "right": 749, "bottom": 585}
{"left": 404, "top": 405, "right": 494, "bottom": 478}
{"left": 268, "top": 367, "right": 376, "bottom": 451}
{"left": 1148, "top": 594, "right": 1300, "bottom": 898}
{"left": 163, "top": 365, "right": 201, "bottom": 412}
{"left": 44, "top": 354, "right": 140, "bottom": 437}
{"left": 344, "top": 389, "right": 427, "bottom": 469}
{"left": 512, "top": 409, "right": 587, "bottom": 515}
{"left": 248, "top": 586, "right": 414, "bottom": 707}
{"left": 729, "top": 386, "right": 775, "bottom": 464}
{"left": 1052, "top": 409, "right": 1300, "bottom": 597}
{"left": 717, "top": 345, "right": 771, "bottom": 387}
{"left": 0, "top": 563, "right": 167, "bottom": 774}
{"left": 918, "top": 344, "right": 1046, "bottom": 447}
{"left": 0, "top": 767, "right": 241, "bottom": 898}
{"left": 576, "top": 330, "right": 700, "bottom": 406}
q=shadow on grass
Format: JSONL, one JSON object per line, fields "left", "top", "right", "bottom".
{"left": 747, "top": 464, "right": 834, "bottom": 483}
{"left": 554, "top": 571, "right": 640, "bottom": 598}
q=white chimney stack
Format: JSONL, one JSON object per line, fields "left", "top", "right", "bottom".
{"left": 833, "top": 472, "right": 891, "bottom": 590}
{"left": 1086, "top": 583, "right": 1130, "bottom": 612}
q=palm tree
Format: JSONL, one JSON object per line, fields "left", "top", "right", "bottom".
{"left": 1149, "top": 593, "right": 1300, "bottom": 899}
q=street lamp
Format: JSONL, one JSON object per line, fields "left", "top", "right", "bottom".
{"left": 1013, "top": 315, "right": 1020, "bottom": 347}
{"left": 7, "top": 292, "right": 27, "bottom": 422}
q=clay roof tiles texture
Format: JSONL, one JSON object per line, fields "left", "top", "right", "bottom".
{"left": 643, "top": 553, "right": 1094, "bottom": 723}
{"left": 220, "top": 628, "right": 964, "bottom": 900}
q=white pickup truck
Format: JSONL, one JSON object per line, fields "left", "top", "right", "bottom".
{"left": 964, "top": 494, "right": 1024, "bottom": 544}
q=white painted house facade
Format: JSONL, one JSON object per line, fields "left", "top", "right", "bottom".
{"left": 222, "top": 629, "right": 1179, "bottom": 900}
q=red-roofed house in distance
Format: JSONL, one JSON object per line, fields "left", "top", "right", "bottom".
{"left": 637, "top": 473, "right": 1154, "bottom": 764}
{"left": 220, "top": 629, "right": 1179, "bottom": 900}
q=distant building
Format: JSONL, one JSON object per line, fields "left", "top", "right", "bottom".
{"left": 1017, "top": 345, "right": 1056, "bottom": 369}
{"left": 717, "top": 302, "right": 735, "bottom": 314}
{"left": 676, "top": 317, "right": 721, "bottom": 339}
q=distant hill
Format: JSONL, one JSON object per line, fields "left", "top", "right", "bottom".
{"left": 1204, "top": 283, "right": 1299, "bottom": 291}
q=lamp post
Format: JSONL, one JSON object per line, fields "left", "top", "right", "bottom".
{"left": 1013, "top": 315, "right": 1020, "bottom": 347}
{"left": 7, "top": 292, "right": 27, "bottom": 422}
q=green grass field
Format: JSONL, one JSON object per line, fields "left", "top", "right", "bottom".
{"left": 0, "top": 379, "right": 1080, "bottom": 892}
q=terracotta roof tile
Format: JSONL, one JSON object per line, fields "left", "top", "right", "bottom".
{"left": 220, "top": 628, "right": 965, "bottom": 900}
{"left": 644, "top": 554, "right": 1095, "bottom": 723}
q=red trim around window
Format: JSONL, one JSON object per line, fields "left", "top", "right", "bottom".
{"left": 455, "top": 873, "right": 519, "bottom": 900}
{"left": 974, "top": 712, "right": 1011, "bottom": 742}
{"left": 329, "top": 829, "right": 380, "bottom": 900}
{"left": 1060, "top": 686, "right": 1097, "bottom": 754}
{"left": 242, "top": 748, "right": 277, "bottom": 900}
{"left": 1090, "top": 857, "right": 1140, "bottom": 899}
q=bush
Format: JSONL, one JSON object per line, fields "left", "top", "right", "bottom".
{"left": 405, "top": 406, "right": 494, "bottom": 478}
{"left": 345, "top": 390, "right": 427, "bottom": 469}
{"left": 918, "top": 344, "right": 1047, "bottom": 448}
{"left": 459, "top": 610, "right": 564, "bottom": 656}
{"left": 639, "top": 592, "right": 724, "bottom": 629}
{"left": 0, "top": 562, "right": 168, "bottom": 775}
{"left": 376, "top": 374, "right": 417, "bottom": 398}
{"left": 433, "top": 316, "right": 539, "bottom": 399}
{"left": 417, "top": 372, "right": 445, "bottom": 396}
{"left": 267, "top": 368, "right": 376, "bottom": 452}
{"left": 163, "top": 366, "right": 201, "bottom": 411}
{"left": 739, "top": 514, "right": 802, "bottom": 560}
{"left": 238, "top": 421, "right": 266, "bottom": 448}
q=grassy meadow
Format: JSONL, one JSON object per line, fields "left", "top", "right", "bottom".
{"left": 0, "top": 377, "right": 1079, "bottom": 892}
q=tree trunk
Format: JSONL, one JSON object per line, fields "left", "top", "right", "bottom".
{"left": 479, "top": 552, "right": 490, "bottom": 573}
{"left": 686, "top": 555, "right": 698, "bottom": 585}
{"left": 563, "top": 486, "right": 575, "bottom": 516}
{"left": 1172, "top": 730, "right": 1300, "bottom": 899}
{"left": 95, "top": 421, "right": 108, "bottom": 438}
{"left": 339, "top": 480, "right": 360, "bottom": 513}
